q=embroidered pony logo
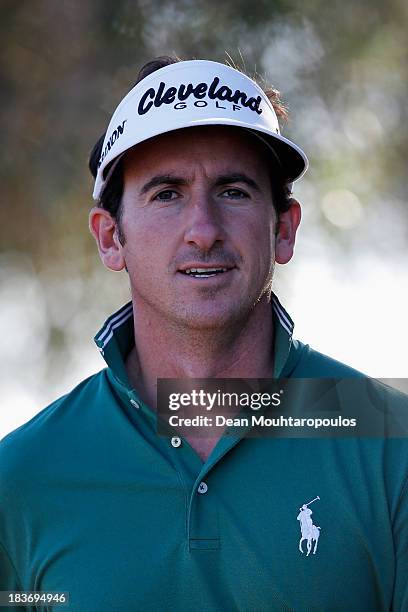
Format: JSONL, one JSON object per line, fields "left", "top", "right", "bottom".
{"left": 297, "top": 496, "right": 321, "bottom": 556}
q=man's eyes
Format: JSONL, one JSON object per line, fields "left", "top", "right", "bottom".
{"left": 153, "top": 189, "right": 179, "bottom": 201}
{"left": 220, "top": 188, "right": 248, "bottom": 199}
{"left": 151, "top": 187, "right": 249, "bottom": 202}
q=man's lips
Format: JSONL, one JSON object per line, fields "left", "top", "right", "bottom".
{"left": 177, "top": 264, "right": 236, "bottom": 278}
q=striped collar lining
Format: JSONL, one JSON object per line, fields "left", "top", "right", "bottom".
{"left": 95, "top": 293, "right": 294, "bottom": 352}
{"left": 271, "top": 293, "right": 294, "bottom": 336}
{"left": 95, "top": 302, "right": 133, "bottom": 351}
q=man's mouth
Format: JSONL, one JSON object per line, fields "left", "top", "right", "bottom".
{"left": 180, "top": 267, "right": 229, "bottom": 278}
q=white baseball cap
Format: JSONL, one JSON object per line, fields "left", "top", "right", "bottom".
{"left": 93, "top": 59, "right": 308, "bottom": 201}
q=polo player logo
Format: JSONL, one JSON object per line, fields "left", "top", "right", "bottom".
{"left": 297, "top": 496, "right": 321, "bottom": 556}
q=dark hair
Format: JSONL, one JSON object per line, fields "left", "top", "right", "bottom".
{"left": 89, "top": 55, "right": 292, "bottom": 242}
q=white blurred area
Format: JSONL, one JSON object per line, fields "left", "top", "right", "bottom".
{"left": 0, "top": 252, "right": 129, "bottom": 440}
{"left": 282, "top": 254, "right": 408, "bottom": 378}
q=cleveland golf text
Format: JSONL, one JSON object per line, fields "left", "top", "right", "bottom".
{"left": 138, "top": 77, "right": 263, "bottom": 115}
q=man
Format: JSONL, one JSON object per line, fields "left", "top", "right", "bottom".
{"left": 1, "top": 56, "right": 407, "bottom": 611}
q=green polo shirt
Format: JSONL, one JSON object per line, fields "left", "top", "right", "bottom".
{"left": 1, "top": 295, "right": 407, "bottom": 611}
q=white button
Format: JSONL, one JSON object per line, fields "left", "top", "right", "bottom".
{"left": 197, "top": 481, "right": 208, "bottom": 494}
{"left": 130, "top": 399, "right": 140, "bottom": 409}
{"left": 171, "top": 437, "right": 182, "bottom": 448}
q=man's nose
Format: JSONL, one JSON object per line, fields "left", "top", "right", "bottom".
{"left": 183, "top": 197, "right": 225, "bottom": 252}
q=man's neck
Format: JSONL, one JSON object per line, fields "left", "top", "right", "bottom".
{"left": 125, "top": 296, "right": 275, "bottom": 410}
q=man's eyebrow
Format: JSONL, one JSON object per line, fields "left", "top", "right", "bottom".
{"left": 214, "top": 173, "right": 261, "bottom": 191}
{"left": 140, "top": 175, "right": 187, "bottom": 194}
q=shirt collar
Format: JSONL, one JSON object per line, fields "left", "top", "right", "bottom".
{"left": 271, "top": 293, "right": 294, "bottom": 376}
{"left": 94, "top": 292, "right": 294, "bottom": 387}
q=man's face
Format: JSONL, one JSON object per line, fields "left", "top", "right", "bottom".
{"left": 112, "top": 126, "right": 293, "bottom": 330}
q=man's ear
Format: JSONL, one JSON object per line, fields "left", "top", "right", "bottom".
{"left": 89, "top": 206, "right": 126, "bottom": 271}
{"left": 275, "top": 198, "right": 302, "bottom": 264}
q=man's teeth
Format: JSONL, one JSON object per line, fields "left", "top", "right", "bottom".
{"left": 183, "top": 267, "right": 228, "bottom": 277}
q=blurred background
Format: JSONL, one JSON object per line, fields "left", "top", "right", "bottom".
{"left": 1, "top": 0, "right": 407, "bottom": 438}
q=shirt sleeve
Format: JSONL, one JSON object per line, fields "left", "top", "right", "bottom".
{"left": 0, "top": 541, "right": 27, "bottom": 612}
{"left": 0, "top": 540, "right": 22, "bottom": 590}
{"left": 0, "top": 543, "right": 30, "bottom": 612}
{"left": 0, "top": 441, "right": 36, "bottom": 612}
{"left": 392, "top": 476, "right": 408, "bottom": 611}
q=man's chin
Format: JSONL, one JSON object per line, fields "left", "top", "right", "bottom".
{"left": 170, "top": 302, "right": 253, "bottom": 332}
